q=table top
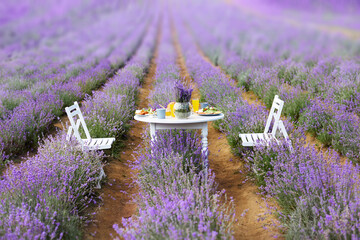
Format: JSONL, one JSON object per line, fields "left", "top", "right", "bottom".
{"left": 134, "top": 113, "right": 224, "bottom": 124}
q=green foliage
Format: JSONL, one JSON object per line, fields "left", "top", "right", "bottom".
{"left": 317, "top": 130, "right": 333, "bottom": 147}
{"left": 283, "top": 92, "right": 310, "bottom": 121}
{"left": 79, "top": 71, "right": 108, "bottom": 95}
{"left": 127, "top": 65, "right": 146, "bottom": 83}
{"left": 64, "top": 68, "right": 82, "bottom": 81}
{"left": 306, "top": 75, "right": 326, "bottom": 94}
{"left": 7, "top": 77, "right": 34, "bottom": 91}
{"left": 57, "top": 91, "right": 79, "bottom": 116}
{"left": 305, "top": 59, "right": 317, "bottom": 68}
{"left": 291, "top": 70, "right": 308, "bottom": 88}
{"left": 263, "top": 85, "right": 279, "bottom": 108}
{"left": 298, "top": 106, "right": 334, "bottom": 147}
{"left": 199, "top": 93, "right": 206, "bottom": 103}
{"left": 1, "top": 96, "right": 24, "bottom": 111}
{"left": 207, "top": 48, "right": 220, "bottom": 66}
{"left": 247, "top": 146, "right": 278, "bottom": 187}
{"left": 332, "top": 85, "right": 359, "bottom": 106}
{"left": 105, "top": 83, "right": 138, "bottom": 100}
{"left": 277, "top": 65, "right": 298, "bottom": 84}
{"left": 237, "top": 70, "right": 252, "bottom": 91}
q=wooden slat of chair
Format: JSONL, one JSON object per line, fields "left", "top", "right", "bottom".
{"left": 89, "top": 139, "right": 98, "bottom": 147}
{"left": 105, "top": 138, "right": 113, "bottom": 146}
{"left": 240, "top": 134, "right": 247, "bottom": 144}
{"left": 257, "top": 134, "right": 265, "bottom": 142}
{"left": 245, "top": 134, "right": 253, "bottom": 143}
{"left": 252, "top": 134, "right": 259, "bottom": 142}
{"left": 263, "top": 133, "right": 271, "bottom": 141}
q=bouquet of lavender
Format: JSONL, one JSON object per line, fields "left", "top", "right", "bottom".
{"left": 175, "top": 81, "right": 193, "bottom": 103}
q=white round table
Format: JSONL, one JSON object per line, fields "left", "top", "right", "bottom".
{"left": 134, "top": 113, "right": 224, "bottom": 164}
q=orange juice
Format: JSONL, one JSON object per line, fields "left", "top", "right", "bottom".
{"left": 192, "top": 99, "right": 200, "bottom": 112}
{"left": 169, "top": 102, "right": 175, "bottom": 117}
{"left": 165, "top": 109, "right": 171, "bottom": 116}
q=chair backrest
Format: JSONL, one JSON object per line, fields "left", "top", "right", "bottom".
{"left": 65, "top": 101, "right": 91, "bottom": 143}
{"left": 264, "top": 95, "right": 284, "bottom": 137}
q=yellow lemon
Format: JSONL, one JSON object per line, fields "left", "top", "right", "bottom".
{"left": 167, "top": 102, "right": 175, "bottom": 117}
{"left": 167, "top": 102, "right": 175, "bottom": 110}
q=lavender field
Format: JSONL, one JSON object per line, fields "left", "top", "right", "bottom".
{"left": 0, "top": 0, "right": 359, "bottom": 239}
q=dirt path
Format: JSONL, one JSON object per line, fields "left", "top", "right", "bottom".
{"left": 207, "top": 126, "right": 280, "bottom": 239}
{"left": 83, "top": 29, "right": 160, "bottom": 240}
{"left": 196, "top": 43, "right": 281, "bottom": 240}
{"left": 171, "top": 23, "right": 281, "bottom": 239}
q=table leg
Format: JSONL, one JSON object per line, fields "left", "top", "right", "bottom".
{"left": 201, "top": 123, "right": 208, "bottom": 167}
{"left": 150, "top": 123, "right": 156, "bottom": 141}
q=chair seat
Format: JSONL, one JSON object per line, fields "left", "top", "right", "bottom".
{"left": 239, "top": 133, "right": 279, "bottom": 147}
{"left": 238, "top": 96, "right": 292, "bottom": 151}
{"left": 83, "top": 137, "right": 115, "bottom": 150}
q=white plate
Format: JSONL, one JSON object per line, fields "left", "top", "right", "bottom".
{"left": 197, "top": 113, "right": 222, "bottom": 116}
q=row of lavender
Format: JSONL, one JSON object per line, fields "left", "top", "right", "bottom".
{"left": 173, "top": 11, "right": 360, "bottom": 238}
{"left": 148, "top": 16, "right": 179, "bottom": 107}
{"left": 113, "top": 16, "right": 235, "bottom": 239}
{"left": 0, "top": 3, "right": 152, "bottom": 163}
{"left": 0, "top": 0, "right": 132, "bottom": 51}
{"left": 0, "top": 10, "right": 159, "bottom": 239}
{"left": 182, "top": 1, "right": 360, "bottom": 163}
{"left": 1, "top": 2, "right": 142, "bottom": 90}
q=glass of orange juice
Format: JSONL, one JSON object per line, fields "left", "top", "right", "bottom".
{"left": 192, "top": 99, "right": 199, "bottom": 113}
{"left": 169, "top": 102, "right": 175, "bottom": 117}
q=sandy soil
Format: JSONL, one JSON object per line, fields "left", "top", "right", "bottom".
{"left": 208, "top": 125, "right": 280, "bottom": 239}
{"left": 82, "top": 29, "right": 160, "bottom": 239}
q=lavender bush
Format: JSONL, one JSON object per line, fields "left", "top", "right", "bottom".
{"left": 0, "top": 0, "right": 153, "bottom": 162}
{"left": 173, "top": 9, "right": 360, "bottom": 238}
{"left": 175, "top": 80, "right": 193, "bottom": 103}
{"left": 2, "top": 0, "right": 360, "bottom": 238}
{"left": 114, "top": 130, "right": 235, "bottom": 239}
{"left": 183, "top": 0, "right": 360, "bottom": 163}
{"left": 0, "top": 9, "right": 159, "bottom": 238}
{"left": 148, "top": 19, "right": 180, "bottom": 108}
{"left": 246, "top": 138, "right": 360, "bottom": 239}
{"left": 113, "top": 16, "right": 236, "bottom": 238}
{"left": 299, "top": 98, "right": 360, "bottom": 161}
{"left": 0, "top": 133, "right": 104, "bottom": 239}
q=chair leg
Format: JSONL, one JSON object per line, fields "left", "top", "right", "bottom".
{"left": 66, "top": 126, "right": 73, "bottom": 141}
{"left": 95, "top": 168, "right": 106, "bottom": 189}
{"left": 278, "top": 120, "right": 293, "bottom": 152}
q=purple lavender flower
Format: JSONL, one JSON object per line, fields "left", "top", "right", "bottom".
{"left": 174, "top": 80, "right": 193, "bottom": 103}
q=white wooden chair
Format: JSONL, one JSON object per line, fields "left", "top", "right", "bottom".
{"left": 65, "top": 101, "right": 115, "bottom": 151}
{"left": 239, "top": 95, "right": 292, "bottom": 151}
